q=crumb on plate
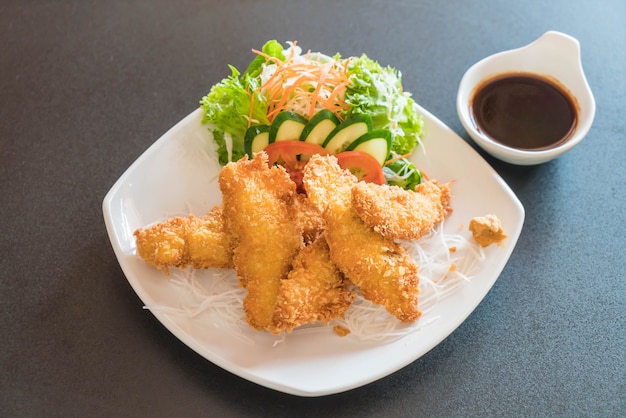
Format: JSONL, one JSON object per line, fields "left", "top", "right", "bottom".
{"left": 333, "top": 325, "right": 351, "bottom": 337}
{"left": 469, "top": 214, "right": 507, "bottom": 247}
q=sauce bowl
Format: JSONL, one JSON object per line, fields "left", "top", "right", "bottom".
{"left": 456, "top": 31, "right": 596, "bottom": 165}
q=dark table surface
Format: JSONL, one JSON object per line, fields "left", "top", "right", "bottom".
{"left": 2, "top": 1, "right": 625, "bottom": 416}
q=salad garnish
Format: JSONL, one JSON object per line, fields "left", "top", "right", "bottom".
{"left": 200, "top": 40, "right": 425, "bottom": 190}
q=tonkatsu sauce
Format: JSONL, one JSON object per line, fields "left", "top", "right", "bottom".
{"left": 470, "top": 73, "right": 578, "bottom": 150}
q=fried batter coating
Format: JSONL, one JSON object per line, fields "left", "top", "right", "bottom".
{"left": 219, "top": 153, "right": 303, "bottom": 330}
{"left": 291, "top": 192, "right": 326, "bottom": 244}
{"left": 302, "top": 155, "right": 421, "bottom": 322}
{"left": 186, "top": 206, "right": 233, "bottom": 269}
{"left": 469, "top": 214, "right": 507, "bottom": 247}
{"left": 268, "top": 236, "right": 355, "bottom": 334}
{"left": 351, "top": 180, "right": 452, "bottom": 241}
{"left": 133, "top": 205, "right": 232, "bottom": 273}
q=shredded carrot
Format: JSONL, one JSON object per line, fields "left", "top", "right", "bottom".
{"left": 308, "top": 60, "right": 331, "bottom": 119}
{"left": 322, "top": 79, "right": 351, "bottom": 109}
{"left": 249, "top": 44, "right": 352, "bottom": 123}
{"left": 251, "top": 49, "right": 284, "bottom": 67}
{"left": 269, "top": 73, "right": 311, "bottom": 119}
{"left": 384, "top": 152, "right": 413, "bottom": 165}
{"left": 247, "top": 86, "right": 255, "bottom": 128}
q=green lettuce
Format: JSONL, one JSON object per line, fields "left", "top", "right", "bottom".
{"left": 344, "top": 54, "right": 424, "bottom": 156}
{"left": 243, "top": 40, "right": 285, "bottom": 79}
{"left": 383, "top": 154, "right": 423, "bottom": 190}
{"left": 200, "top": 42, "right": 424, "bottom": 169}
{"left": 200, "top": 41, "right": 284, "bottom": 164}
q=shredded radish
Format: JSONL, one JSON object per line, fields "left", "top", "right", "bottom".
{"left": 333, "top": 219, "right": 485, "bottom": 342}
{"left": 145, "top": 268, "right": 254, "bottom": 345}
{"left": 144, "top": 219, "right": 484, "bottom": 345}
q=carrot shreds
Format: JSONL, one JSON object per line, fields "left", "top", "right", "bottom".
{"left": 322, "top": 79, "right": 351, "bottom": 116}
{"left": 308, "top": 60, "right": 332, "bottom": 119}
{"left": 250, "top": 44, "right": 352, "bottom": 123}
{"left": 385, "top": 153, "right": 413, "bottom": 165}
{"left": 270, "top": 73, "right": 311, "bottom": 117}
{"left": 251, "top": 49, "right": 283, "bottom": 67}
{"left": 287, "top": 41, "right": 298, "bottom": 59}
{"left": 247, "top": 87, "right": 255, "bottom": 128}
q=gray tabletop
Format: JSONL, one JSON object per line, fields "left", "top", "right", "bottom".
{"left": 2, "top": 1, "right": 624, "bottom": 416}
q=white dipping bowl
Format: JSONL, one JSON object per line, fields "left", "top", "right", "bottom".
{"left": 457, "top": 31, "right": 596, "bottom": 165}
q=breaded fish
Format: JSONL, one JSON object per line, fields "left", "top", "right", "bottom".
{"left": 218, "top": 153, "right": 303, "bottom": 330}
{"left": 302, "top": 155, "right": 421, "bottom": 322}
{"left": 268, "top": 235, "right": 355, "bottom": 334}
{"left": 133, "top": 205, "right": 232, "bottom": 273}
{"left": 351, "top": 180, "right": 452, "bottom": 241}
{"left": 290, "top": 192, "right": 326, "bottom": 245}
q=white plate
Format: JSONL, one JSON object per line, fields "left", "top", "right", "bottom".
{"left": 103, "top": 106, "right": 524, "bottom": 396}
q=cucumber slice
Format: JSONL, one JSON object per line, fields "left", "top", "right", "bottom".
{"left": 244, "top": 125, "right": 270, "bottom": 157}
{"left": 322, "top": 114, "right": 373, "bottom": 154}
{"left": 345, "top": 129, "right": 392, "bottom": 165}
{"left": 299, "top": 109, "right": 340, "bottom": 145}
{"left": 269, "top": 111, "right": 308, "bottom": 143}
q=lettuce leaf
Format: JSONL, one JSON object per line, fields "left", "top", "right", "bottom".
{"left": 243, "top": 40, "right": 285, "bottom": 79}
{"left": 383, "top": 154, "right": 423, "bottom": 190}
{"left": 344, "top": 54, "right": 423, "bottom": 156}
{"left": 200, "top": 42, "right": 424, "bottom": 167}
{"left": 200, "top": 41, "right": 286, "bottom": 164}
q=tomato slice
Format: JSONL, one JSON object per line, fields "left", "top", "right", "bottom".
{"left": 263, "top": 140, "right": 330, "bottom": 190}
{"left": 262, "top": 141, "right": 385, "bottom": 189}
{"left": 264, "top": 140, "right": 329, "bottom": 167}
{"left": 335, "top": 151, "right": 385, "bottom": 185}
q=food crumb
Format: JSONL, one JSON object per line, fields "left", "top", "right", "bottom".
{"left": 469, "top": 214, "right": 507, "bottom": 247}
{"left": 449, "top": 246, "right": 457, "bottom": 253}
{"left": 448, "top": 264, "right": 457, "bottom": 272}
{"left": 333, "top": 325, "right": 351, "bottom": 337}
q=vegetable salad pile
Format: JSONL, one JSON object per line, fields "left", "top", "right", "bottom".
{"left": 200, "top": 40, "right": 425, "bottom": 190}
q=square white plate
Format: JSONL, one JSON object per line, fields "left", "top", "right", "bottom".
{"left": 103, "top": 105, "right": 524, "bottom": 396}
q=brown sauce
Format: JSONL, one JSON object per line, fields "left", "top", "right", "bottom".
{"left": 470, "top": 73, "right": 578, "bottom": 150}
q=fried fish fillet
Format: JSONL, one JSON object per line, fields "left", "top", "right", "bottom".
{"left": 351, "top": 180, "right": 452, "bottom": 241}
{"left": 218, "top": 153, "right": 303, "bottom": 330}
{"left": 302, "top": 155, "right": 421, "bottom": 322}
{"left": 268, "top": 235, "right": 355, "bottom": 334}
{"left": 133, "top": 205, "right": 232, "bottom": 273}
{"left": 134, "top": 193, "right": 322, "bottom": 273}
{"left": 290, "top": 192, "right": 326, "bottom": 245}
